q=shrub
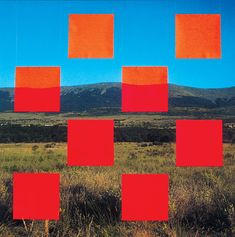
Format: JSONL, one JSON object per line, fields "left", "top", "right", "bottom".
{"left": 32, "top": 145, "right": 39, "bottom": 152}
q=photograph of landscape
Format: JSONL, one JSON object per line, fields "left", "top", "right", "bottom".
{"left": 0, "top": 0, "right": 235, "bottom": 236}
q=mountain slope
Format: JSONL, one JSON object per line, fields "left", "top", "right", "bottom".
{"left": 1, "top": 83, "right": 235, "bottom": 113}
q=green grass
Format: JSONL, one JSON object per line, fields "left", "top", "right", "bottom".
{"left": 0, "top": 142, "right": 234, "bottom": 236}
{"left": 0, "top": 112, "right": 223, "bottom": 127}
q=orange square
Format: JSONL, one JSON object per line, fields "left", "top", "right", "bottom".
{"left": 122, "top": 66, "right": 168, "bottom": 85}
{"left": 176, "top": 14, "right": 221, "bottom": 59}
{"left": 68, "top": 14, "right": 114, "bottom": 58}
{"left": 15, "top": 67, "right": 60, "bottom": 89}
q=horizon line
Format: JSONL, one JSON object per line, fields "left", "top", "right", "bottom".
{"left": 1, "top": 82, "right": 235, "bottom": 90}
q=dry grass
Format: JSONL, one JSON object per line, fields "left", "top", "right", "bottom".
{"left": 0, "top": 142, "right": 234, "bottom": 236}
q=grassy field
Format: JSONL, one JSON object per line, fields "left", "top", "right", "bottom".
{"left": 0, "top": 142, "right": 234, "bottom": 237}
{"left": 1, "top": 112, "right": 235, "bottom": 127}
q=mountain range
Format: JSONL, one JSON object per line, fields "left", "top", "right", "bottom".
{"left": 1, "top": 83, "right": 235, "bottom": 114}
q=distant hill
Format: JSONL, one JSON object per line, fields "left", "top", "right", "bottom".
{"left": 1, "top": 83, "right": 235, "bottom": 114}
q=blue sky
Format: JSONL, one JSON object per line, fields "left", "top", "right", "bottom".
{"left": 0, "top": 0, "right": 234, "bottom": 88}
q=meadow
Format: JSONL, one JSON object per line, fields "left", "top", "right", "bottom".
{"left": 0, "top": 142, "right": 234, "bottom": 237}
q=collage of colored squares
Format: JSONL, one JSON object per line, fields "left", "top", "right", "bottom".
{"left": 11, "top": 13, "right": 223, "bottom": 222}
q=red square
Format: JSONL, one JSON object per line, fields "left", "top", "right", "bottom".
{"left": 176, "top": 14, "right": 221, "bottom": 58}
{"left": 13, "top": 173, "right": 60, "bottom": 220}
{"left": 67, "top": 120, "right": 114, "bottom": 166}
{"left": 176, "top": 120, "right": 223, "bottom": 167}
{"left": 68, "top": 14, "right": 114, "bottom": 58}
{"left": 122, "top": 67, "right": 168, "bottom": 112}
{"left": 14, "top": 67, "right": 60, "bottom": 112}
{"left": 122, "top": 174, "right": 169, "bottom": 221}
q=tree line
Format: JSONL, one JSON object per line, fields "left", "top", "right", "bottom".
{"left": 0, "top": 124, "right": 233, "bottom": 143}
